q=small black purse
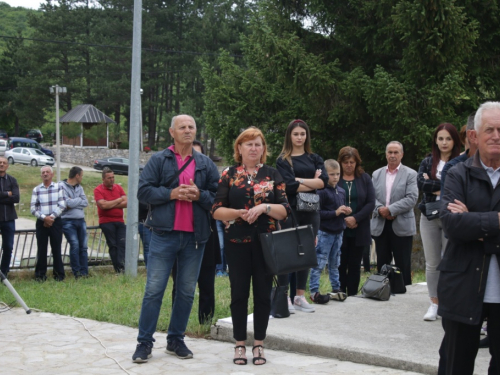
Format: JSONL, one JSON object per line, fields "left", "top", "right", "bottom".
{"left": 296, "top": 192, "right": 320, "bottom": 212}
{"left": 380, "top": 264, "right": 406, "bottom": 294}
{"left": 424, "top": 201, "right": 441, "bottom": 221}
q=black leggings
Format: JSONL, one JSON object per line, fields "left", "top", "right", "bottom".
{"left": 277, "top": 209, "right": 320, "bottom": 291}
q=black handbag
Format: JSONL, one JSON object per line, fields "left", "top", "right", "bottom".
{"left": 296, "top": 192, "right": 320, "bottom": 212}
{"left": 425, "top": 201, "right": 441, "bottom": 220}
{"left": 270, "top": 277, "right": 290, "bottom": 318}
{"left": 361, "top": 274, "right": 391, "bottom": 301}
{"left": 380, "top": 264, "right": 406, "bottom": 294}
{"left": 260, "top": 211, "right": 318, "bottom": 275}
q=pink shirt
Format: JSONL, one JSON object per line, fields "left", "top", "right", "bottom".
{"left": 168, "top": 145, "right": 196, "bottom": 232}
{"left": 385, "top": 164, "right": 400, "bottom": 207}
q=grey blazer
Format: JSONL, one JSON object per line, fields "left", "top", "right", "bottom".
{"left": 371, "top": 164, "right": 418, "bottom": 237}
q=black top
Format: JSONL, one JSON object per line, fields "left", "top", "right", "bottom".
{"left": 276, "top": 153, "right": 328, "bottom": 207}
{"left": 0, "top": 174, "right": 20, "bottom": 222}
{"left": 211, "top": 164, "right": 291, "bottom": 243}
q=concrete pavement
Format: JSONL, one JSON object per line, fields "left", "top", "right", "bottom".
{"left": 0, "top": 283, "right": 492, "bottom": 375}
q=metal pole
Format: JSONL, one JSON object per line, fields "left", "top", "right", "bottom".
{"left": 55, "top": 85, "right": 61, "bottom": 182}
{"left": 125, "top": 0, "right": 142, "bottom": 277}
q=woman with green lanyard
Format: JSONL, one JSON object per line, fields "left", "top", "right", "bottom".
{"left": 337, "top": 146, "right": 375, "bottom": 296}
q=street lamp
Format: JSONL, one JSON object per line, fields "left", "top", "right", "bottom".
{"left": 49, "top": 85, "right": 67, "bottom": 182}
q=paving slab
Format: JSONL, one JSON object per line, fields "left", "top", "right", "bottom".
{"left": 1, "top": 307, "right": 423, "bottom": 375}
{"left": 211, "top": 284, "right": 490, "bottom": 375}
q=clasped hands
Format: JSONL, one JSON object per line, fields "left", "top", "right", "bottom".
{"left": 378, "top": 206, "right": 395, "bottom": 220}
{"left": 237, "top": 205, "right": 265, "bottom": 225}
{"left": 43, "top": 215, "right": 55, "bottom": 228}
{"left": 172, "top": 179, "right": 200, "bottom": 202}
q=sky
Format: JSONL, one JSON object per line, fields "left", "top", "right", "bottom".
{"left": 3, "top": 0, "right": 43, "bottom": 9}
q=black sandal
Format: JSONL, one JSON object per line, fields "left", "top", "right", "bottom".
{"left": 252, "top": 345, "right": 266, "bottom": 365}
{"left": 233, "top": 345, "right": 247, "bottom": 365}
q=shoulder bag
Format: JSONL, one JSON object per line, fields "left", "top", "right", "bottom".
{"left": 288, "top": 158, "right": 320, "bottom": 212}
{"left": 260, "top": 211, "right": 318, "bottom": 275}
{"left": 361, "top": 273, "right": 391, "bottom": 301}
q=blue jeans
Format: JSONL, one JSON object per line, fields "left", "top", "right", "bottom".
{"left": 62, "top": 218, "right": 88, "bottom": 277}
{"left": 138, "top": 222, "right": 151, "bottom": 267}
{"left": 215, "top": 220, "right": 227, "bottom": 272}
{"left": 0, "top": 220, "right": 16, "bottom": 275}
{"left": 137, "top": 230, "right": 205, "bottom": 344}
{"left": 310, "top": 230, "right": 343, "bottom": 293}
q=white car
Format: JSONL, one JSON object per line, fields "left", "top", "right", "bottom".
{"left": 5, "top": 147, "right": 55, "bottom": 167}
{"left": 0, "top": 139, "right": 7, "bottom": 156}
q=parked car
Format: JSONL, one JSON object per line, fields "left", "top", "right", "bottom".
{"left": 0, "top": 139, "right": 7, "bottom": 156}
{"left": 25, "top": 129, "right": 43, "bottom": 143}
{"left": 0, "top": 129, "right": 8, "bottom": 139}
{"left": 5, "top": 147, "right": 55, "bottom": 166}
{"left": 93, "top": 157, "right": 144, "bottom": 175}
{"left": 8, "top": 137, "right": 55, "bottom": 158}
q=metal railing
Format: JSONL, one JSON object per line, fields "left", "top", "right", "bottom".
{"left": 0, "top": 226, "right": 144, "bottom": 270}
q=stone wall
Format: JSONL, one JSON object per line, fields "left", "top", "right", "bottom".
{"left": 48, "top": 145, "right": 155, "bottom": 167}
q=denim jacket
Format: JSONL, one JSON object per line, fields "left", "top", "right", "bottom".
{"left": 137, "top": 148, "right": 219, "bottom": 245}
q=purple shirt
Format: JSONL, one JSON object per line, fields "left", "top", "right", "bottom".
{"left": 168, "top": 145, "right": 196, "bottom": 232}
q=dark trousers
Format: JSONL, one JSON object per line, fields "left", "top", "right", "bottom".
{"left": 171, "top": 261, "right": 216, "bottom": 325}
{"left": 438, "top": 303, "right": 500, "bottom": 375}
{"left": 35, "top": 218, "right": 65, "bottom": 280}
{"left": 277, "top": 209, "right": 320, "bottom": 291}
{"left": 100, "top": 221, "right": 126, "bottom": 273}
{"left": 0, "top": 220, "right": 16, "bottom": 275}
{"left": 362, "top": 245, "right": 371, "bottom": 272}
{"left": 339, "top": 235, "right": 365, "bottom": 296}
{"left": 225, "top": 238, "right": 273, "bottom": 341}
{"left": 373, "top": 219, "right": 413, "bottom": 285}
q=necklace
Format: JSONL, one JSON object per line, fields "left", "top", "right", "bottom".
{"left": 345, "top": 181, "right": 353, "bottom": 207}
{"left": 243, "top": 165, "right": 258, "bottom": 184}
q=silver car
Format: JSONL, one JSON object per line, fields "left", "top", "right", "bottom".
{"left": 0, "top": 139, "right": 7, "bottom": 156}
{"left": 5, "top": 147, "right": 55, "bottom": 167}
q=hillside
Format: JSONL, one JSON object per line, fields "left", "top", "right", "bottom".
{"left": 0, "top": 1, "right": 37, "bottom": 52}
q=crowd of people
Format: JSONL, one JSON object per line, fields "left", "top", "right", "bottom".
{"left": 0, "top": 102, "right": 498, "bottom": 373}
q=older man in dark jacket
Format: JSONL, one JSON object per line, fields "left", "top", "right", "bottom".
{"left": 438, "top": 101, "right": 500, "bottom": 374}
{"left": 0, "top": 156, "right": 20, "bottom": 277}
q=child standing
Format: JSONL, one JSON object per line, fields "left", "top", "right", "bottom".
{"left": 310, "top": 160, "right": 351, "bottom": 303}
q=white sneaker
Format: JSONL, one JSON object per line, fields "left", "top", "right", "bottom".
{"left": 294, "top": 295, "right": 315, "bottom": 313}
{"left": 423, "top": 303, "right": 438, "bottom": 321}
{"left": 287, "top": 297, "right": 295, "bottom": 314}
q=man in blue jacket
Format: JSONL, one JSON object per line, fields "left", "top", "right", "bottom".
{"left": 60, "top": 167, "right": 89, "bottom": 279}
{"left": 132, "top": 114, "right": 219, "bottom": 363}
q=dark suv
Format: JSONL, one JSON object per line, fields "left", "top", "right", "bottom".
{"left": 0, "top": 129, "right": 8, "bottom": 139}
{"left": 8, "top": 137, "right": 54, "bottom": 158}
{"left": 25, "top": 129, "right": 43, "bottom": 143}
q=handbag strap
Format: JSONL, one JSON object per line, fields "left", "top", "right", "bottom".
{"left": 164, "top": 155, "right": 194, "bottom": 188}
{"left": 288, "top": 209, "right": 306, "bottom": 256}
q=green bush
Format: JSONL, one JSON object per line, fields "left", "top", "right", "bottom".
{"left": 119, "top": 141, "right": 129, "bottom": 149}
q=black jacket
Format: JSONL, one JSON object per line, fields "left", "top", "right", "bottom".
{"left": 0, "top": 174, "right": 19, "bottom": 222}
{"left": 438, "top": 152, "right": 500, "bottom": 325}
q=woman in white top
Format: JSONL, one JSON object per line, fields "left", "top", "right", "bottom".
{"left": 417, "top": 123, "right": 461, "bottom": 321}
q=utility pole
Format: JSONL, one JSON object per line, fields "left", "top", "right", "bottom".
{"left": 125, "top": 0, "right": 142, "bottom": 277}
{"left": 49, "top": 85, "right": 67, "bottom": 182}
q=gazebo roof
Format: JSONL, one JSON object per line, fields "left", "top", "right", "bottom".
{"left": 60, "top": 104, "right": 116, "bottom": 124}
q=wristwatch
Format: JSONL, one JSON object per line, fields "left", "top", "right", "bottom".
{"left": 266, "top": 204, "right": 271, "bottom": 214}
{"left": 299, "top": 179, "right": 304, "bottom": 184}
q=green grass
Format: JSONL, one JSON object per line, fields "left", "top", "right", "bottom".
{"left": 1, "top": 268, "right": 425, "bottom": 338}
{"left": 9, "top": 163, "right": 129, "bottom": 226}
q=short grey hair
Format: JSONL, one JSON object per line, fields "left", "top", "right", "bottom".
{"left": 41, "top": 166, "right": 53, "bottom": 173}
{"left": 466, "top": 112, "right": 476, "bottom": 130}
{"left": 171, "top": 114, "right": 196, "bottom": 128}
{"left": 385, "top": 141, "right": 404, "bottom": 153}
{"left": 474, "top": 102, "right": 500, "bottom": 131}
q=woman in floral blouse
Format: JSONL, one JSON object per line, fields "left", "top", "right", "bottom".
{"left": 212, "top": 127, "right": 290, "bottom": 366}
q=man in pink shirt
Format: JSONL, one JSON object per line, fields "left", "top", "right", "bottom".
{"left": 94, "top": 167, "right": 127, "bottom": 274}
{"left": 371, "top": 141, "right": 418, "bottom": 285}
{"left": 132, "top": 115, "right": 219, "bottom": 363}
